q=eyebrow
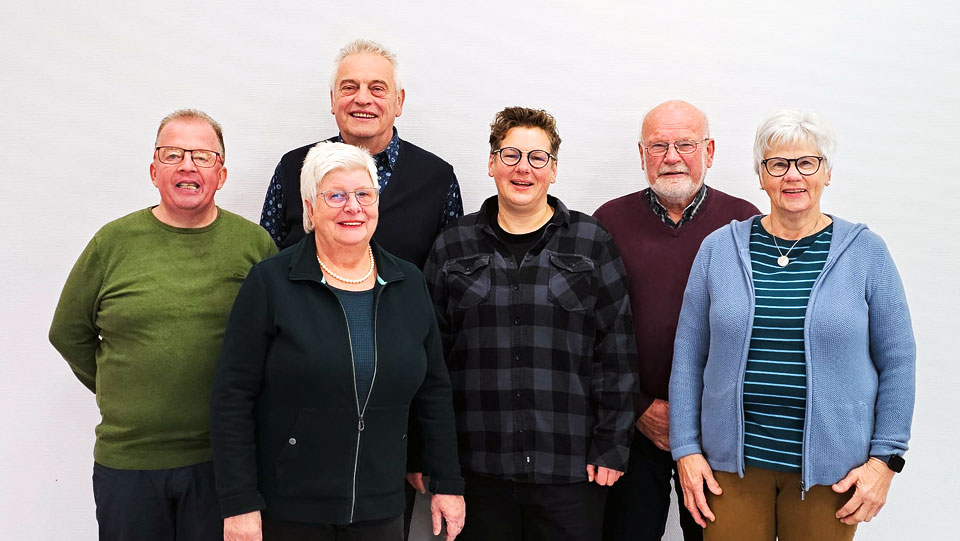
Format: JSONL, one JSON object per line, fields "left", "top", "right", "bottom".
{"left": 339, "top": 78, "right": 390, "bottom": 87}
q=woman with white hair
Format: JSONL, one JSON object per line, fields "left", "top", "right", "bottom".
{"left": 669, "top": 111, "right": 915, "bottom": 540}
{"left": 210, "top": 142, "right": 465, "bottom": 540}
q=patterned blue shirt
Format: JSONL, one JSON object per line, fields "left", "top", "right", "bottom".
{"left": 260, "top": 129, "right": 463, "bottom": 246}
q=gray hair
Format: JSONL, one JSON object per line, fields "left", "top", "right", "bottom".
{"left": 753, "top": 110, "right": 837, "bottom": 175}
{"left": 329, "top": 39, "right": 402, "bottom": 93}
{"left": 155, "top": 109, "right": 225, "bottom": 161}
{"left": 300, "top": 142, "right": 380, "bottom": 234}
{"left": 638, "top": 100, "right": 711, "bottom": 144}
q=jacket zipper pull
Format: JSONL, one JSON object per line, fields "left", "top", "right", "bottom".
{"left": 358, "top": 416, "right": 365, "bottom": 432}
{"left": 800, "top": 481, "right": 805, "bottom": 501}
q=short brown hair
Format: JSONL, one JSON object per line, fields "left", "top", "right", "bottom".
{"left": 489, "top": 106, "right": 561, "bottom": 156}
{"left": 155, "top": 109, "right": 226, "bottom": 162}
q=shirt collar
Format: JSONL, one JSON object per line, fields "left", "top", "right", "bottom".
{"left": 333, "top": 127, "right": 401, "bottom": 172}
{"left": 645, "top": 184, "right": 708, "bottom": 228}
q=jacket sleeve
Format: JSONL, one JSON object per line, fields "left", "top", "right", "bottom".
{"left": 587, "top": 235, "right": 639, "bottom": 472}
{"left": 669, "top": 242, "right": 713, "bottom": 461}
{"left": 210, "top": 265, "right": 273, "bottom": 518}
{"left": 49, "top": 235, "right": 104, "bottom": 393}
{"left": 865, "top": 237, "right": 916, "bottom": 457}
{"left": 413, "top": 275, "right": 465, "bottom": 495}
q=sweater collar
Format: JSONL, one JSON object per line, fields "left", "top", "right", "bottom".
{"left": 475, "top": 194, "right": 570, "bottom": 236}
{"left": 731, "top": 214, "right": 866, "bottom": 260}
{"left": 288, "top": 233, "right": 405, "bottom": 285}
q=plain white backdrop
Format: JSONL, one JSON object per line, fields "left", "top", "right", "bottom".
{"left": 2, "top": 1, "right": 957, "bottom": 538}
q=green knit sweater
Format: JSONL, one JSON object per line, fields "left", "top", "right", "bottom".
{"left": 50, "top": 208, "right": 277, "bottom": 469}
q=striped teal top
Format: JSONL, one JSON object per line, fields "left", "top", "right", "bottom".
{"left": 744, "top": 217, "right": 832, "bottom": 472}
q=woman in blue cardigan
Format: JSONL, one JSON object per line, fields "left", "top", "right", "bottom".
{"left": 669, "top": 110, "right": 915, "bottom": 540}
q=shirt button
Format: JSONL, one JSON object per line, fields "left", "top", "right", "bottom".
{"left": 288, "top": 438, "right": 297, "bottom": 445}
{"left": 514, "top": 319, "right": 520, "bottom": 325}
{"left": 512, "top": 285, "right": 519, "bottom": 291}
{"left": 516, "top": 391, "right": 521, "bottom": 398}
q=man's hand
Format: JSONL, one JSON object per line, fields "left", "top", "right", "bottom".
{"left": 224, "top": 511, "right": 261, "bottom": 541}
{"left": 676, "top": 453, "right": 722, "bottom": 528}
{"left": 430, "top": 494, "right": 465, "bottom": 541}
{"left": 832, "top": 458, "right": 895, "bottom": 525}
{"left": 636, "top": 399, "right": 670, "bottom": 451}
{"left": 586, "top": 464, "right": 624, "bottom": 486}
{"left": 406, "top": 472, "right": 426, "bottom": 494}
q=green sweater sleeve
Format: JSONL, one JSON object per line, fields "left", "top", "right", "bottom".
{"left": 49, "top": 235, "right": 105, "bottom": 393}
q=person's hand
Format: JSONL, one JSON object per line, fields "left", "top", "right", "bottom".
{"left": 832, "top": 458, "right": 895, "bottom": 525}
{"left": 585, "top": 464, "right": 624, "bottom": 486}
{"left": 224, "top": 511, "right": 261, "bottom": 541}
{"left": 636, "top": 399, "right": 671, "bottom": 451}
{"left": 677, "top": 453, "right": 722, "bottom": 528}
{"left": 406, "top": 472, "right": 426, "bottom": 494}
{"left": 430, "top": 494, "right": 465, "bottom": 541}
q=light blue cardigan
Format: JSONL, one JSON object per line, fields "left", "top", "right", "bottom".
{"left": 669, "top": 216, "right": 915, "bottom": 490}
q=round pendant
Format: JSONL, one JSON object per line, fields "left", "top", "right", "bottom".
{"left": 777, "top": 255, "right": 789, "bottom": 267}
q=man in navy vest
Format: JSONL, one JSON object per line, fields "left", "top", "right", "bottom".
{"left": 258, "top": 39, "right": 463, "bottom": 539}
{"left": 259, "top": 39, "right": 463, "bottom": 268}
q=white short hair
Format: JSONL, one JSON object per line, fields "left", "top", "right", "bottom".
{"left": 329, "top": 39, "right": 402, "bottom": 93}
{"left": 753, "top": 110, "right": 837, "bottom": 175}
{"left": 300, "top": 142, "right": 380, "bottom": 234}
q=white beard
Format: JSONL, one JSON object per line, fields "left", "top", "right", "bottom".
{"left": 649, "top": 175, "right": 702, "bottom": 202}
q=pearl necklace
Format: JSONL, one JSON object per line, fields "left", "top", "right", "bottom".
{"left": 771, "top": 215, "right": 824, "bottom": 267}
{"left": 317, "top": 245, "right": 375, "bottom": 284}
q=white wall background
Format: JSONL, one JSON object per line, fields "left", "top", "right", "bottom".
{"left": 2, "top": 0, "right": 957, "bottom": 538}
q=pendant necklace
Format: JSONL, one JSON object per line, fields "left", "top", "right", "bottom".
{"left": 317, "top": 245, "right": 375, "bottom": 284}
{"left": 771, "top": 216, "right": 822, "bottom": 267}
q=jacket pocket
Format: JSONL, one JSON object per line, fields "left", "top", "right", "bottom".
{"left": 275, "top": 408, "right": 355, "bottom": 500}
{"left": 547, "top": 253, "right": 595, "bottom": 312}
{"left": 443, "top": 255, "right": 491, "bottom": 310}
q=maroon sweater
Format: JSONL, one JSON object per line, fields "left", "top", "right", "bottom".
{"left": 593, "top": 187, "right": 759, "bottom": 414}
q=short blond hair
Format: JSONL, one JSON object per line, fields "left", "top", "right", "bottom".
{"left": 155, "top": 109, "right": 225, "bottom": 161}
{"left": 329, "top": 39, "right": 402, "bottom": 92}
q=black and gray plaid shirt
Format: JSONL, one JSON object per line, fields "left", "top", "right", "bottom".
{"left": 424, "top": 196, "right": 639, "bottom": 483}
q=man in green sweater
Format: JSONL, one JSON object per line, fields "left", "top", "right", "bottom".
{"left": 49, "top": 109, "right": 277, "bottom": 540}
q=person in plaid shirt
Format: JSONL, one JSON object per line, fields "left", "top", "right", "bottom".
{"left": 424, "top": 107, "right": 639, "bottom": 541}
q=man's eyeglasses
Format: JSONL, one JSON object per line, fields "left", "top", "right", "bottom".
{"left": 492, "top": 147, "right": 556, "bottom": 169}
{"left": 761, "top": 156, "right": 824, "bottom": 177}
{"left": 155, "top": 146, "right": 222, "bottom": 168}
{"left": 643, "top": 139, "right": 710, "bottom": 156}
{"left": 319, "top": 188, "right": 380, "bottom": 208}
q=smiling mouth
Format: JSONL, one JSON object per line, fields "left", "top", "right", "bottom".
{"left": 510, "top": 180, "right": 534, "bottom": 187}
{"left": 176, "top": 182, "right": 200, "bottom": 190}
{"left": 783, "top": 188, "right": 807, "bottom": 194}
{"left": 339, "top": 221, "right": 364, "bottom": 226}
{"left": 350, "top": 112, "right": 377, "bottom": 119}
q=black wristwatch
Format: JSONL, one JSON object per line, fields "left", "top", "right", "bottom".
{"left": 872, "top": 454, "right": 905, "bottom": 473}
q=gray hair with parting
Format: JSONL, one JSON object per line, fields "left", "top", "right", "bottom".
{"left": 300, "top": 142, "right": 380, "bottom": 234}
{"left": 155, "top": 109, "right": 225, "bottom": 161}
{"left": 753, "top": 110, "right": 837, "bottom": 175}
{"left": 329, "top": 39, "right": 402, "bottom": 93}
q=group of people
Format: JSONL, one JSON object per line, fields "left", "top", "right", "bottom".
{"left": 49, "top": 39, "right": 915, "bottom": 541}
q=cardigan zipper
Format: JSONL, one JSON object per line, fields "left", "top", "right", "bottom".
{"left": 734, "top": 242, "right": 755, "bottom": 477}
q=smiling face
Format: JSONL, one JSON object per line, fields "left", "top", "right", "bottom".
{"left": 760, "top": 139, "right": 831, "bottom": 218}
{"left": 149, "top": 118, "right": 226, "bottom": 227}
{"left": 330, "top": 53, "right": 404, "bottom": 153}
{"left": 640, "top": 101, "right": 714, "bottom": 204}
{"left": 488, "top": 126, "right": 557, "bottom": 215}
{"left": 305, "top": 167, "right": 379, "bottom": 251}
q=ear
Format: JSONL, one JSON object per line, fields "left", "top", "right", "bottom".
{"left": 488, "top": 153, "right": 496, "bottom": 178}
{"left": 216, "top": 166, "right": 228, "bottom": 190}
{"left": 330, "top": 89, "right": 336, "bottom": 115}
{"left": 704, "top": 139, "right": 716, "bottom": 168}
{"left": 549, "top": 159, "right": 558, "bottom": 184}
{"left": 395, "top": 88, "right": 405, "bottom": 117}
{"left": 304, "top": 199, "right": 316, "bottom": 229}
{"left": 638, "top": 142, "right": 647, "bottom": 171}
{"left": 825, "top": 169, "right": 832, "bottom": 186}
{"left": 150, "top": 162, "right": 159, "bottom": 188}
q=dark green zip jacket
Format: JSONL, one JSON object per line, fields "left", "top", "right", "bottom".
{"left": 211, "top": 235, "right": 463, "bottom": 524}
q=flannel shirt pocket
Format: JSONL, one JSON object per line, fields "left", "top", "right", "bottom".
{"left": 443, "top": 255, "right": 492, "bottom": 310}
{"left": 547, "top": 252, "right": 595, "bottom": 312}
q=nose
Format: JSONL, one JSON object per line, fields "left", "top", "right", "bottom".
{"left": 663, "top": 144, "right": 682, "bottom": 164}
{"left": 782, "top": 161, "right": 804, "bottom": 180}
{"left": 342, "top": 192, "right": 363, "bottom": 213}
{"left": 354, "top": 85, "right": 372, "bottom": 104}
{"left": 514, "top": 154, "right": 533, "bottom": 173}
{"left": 178, "top": 151, "right": 199, "bottom": 172}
